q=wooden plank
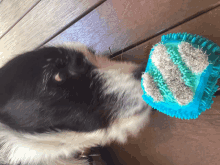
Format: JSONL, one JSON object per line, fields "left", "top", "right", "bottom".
{"left": 111, "top": 7, "right": 220, "bottom": 165}
{"left": 0, "top": 0, "right": 104, "bottom": 67}
{"left": 46, "top": 0, "right": 220, "bottom": 56}
{"left": 0, "top": 0, "right": 40, "bottom": 39}
{"left": 113, "top": 7, "right": 220, "bottom": 63}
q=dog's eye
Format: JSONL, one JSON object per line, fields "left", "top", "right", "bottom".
{"left": 76, "top": 56, "right": 84, "bottom": 66}
{"left": 54, "top": 73, "right": 62, "bottom": 82}
{"left": 54, "top": 72, "right": 67, "bottom": 82}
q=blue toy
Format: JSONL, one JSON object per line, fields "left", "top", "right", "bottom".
{"left": 141, "top": 32, "right": 220, "bottom": 119}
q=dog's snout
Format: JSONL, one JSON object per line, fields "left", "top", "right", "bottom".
{"left": 68, "top": 53, "right": 89, "bottom": 75}
{"left": 133, "top": 63, "right": 147, "bottom": 80}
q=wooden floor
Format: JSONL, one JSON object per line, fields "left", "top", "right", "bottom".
{"left": 1, "top": 0, "right": 220, "bottom": 164}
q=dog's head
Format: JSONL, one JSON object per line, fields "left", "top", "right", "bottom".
{"left": 0, "top": 43, "right": 150, "bottom": 164}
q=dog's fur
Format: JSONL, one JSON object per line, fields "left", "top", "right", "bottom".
{"left": 0, "top": 43, "right": 151, "bottom": 164}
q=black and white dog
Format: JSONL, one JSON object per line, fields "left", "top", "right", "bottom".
{"left": 0, "top": 43, "right": 151, "bottom": 165}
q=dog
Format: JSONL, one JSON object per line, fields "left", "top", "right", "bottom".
{"left": 0, "top": 43, "right": 151, "bottom": 165}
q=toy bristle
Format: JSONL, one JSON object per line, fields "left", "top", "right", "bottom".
{"left": 141, "top": 32, "right": 220, "bottom": 120}
{"left": 161, "top": 33, "right": 220, "bottom": 55}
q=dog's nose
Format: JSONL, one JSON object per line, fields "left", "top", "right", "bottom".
{"left": 68, "top": 53, "right": 90, "bottom": 75}
{"left": 133, "top": 63, "right": 147, "bottom": 80}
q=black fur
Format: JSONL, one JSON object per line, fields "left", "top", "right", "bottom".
{"left": 0, "top": 47, "right": 113, "bottom": 133}
{"left": 133, "top": 63, "right": 147, "bottom": 80}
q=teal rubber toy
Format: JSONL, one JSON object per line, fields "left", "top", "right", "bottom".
{"left": 141, "top": 32, "right": 220, "bottom": 119}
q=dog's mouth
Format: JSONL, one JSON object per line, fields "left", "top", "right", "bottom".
{"left": 133, "top": 104, "right": 149, "bottom": 115}
{"left": 132, "top": 63, "right": 147, "bottom": 80}
{"left": 90, "top": 62, "right": 149, "bottom": 120}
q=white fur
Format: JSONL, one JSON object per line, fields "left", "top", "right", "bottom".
{"left": 97, "top": 69, "right": 149, "bottom": 118}
{"left": 0, "top": 109, "right": 150, "bottom": 165}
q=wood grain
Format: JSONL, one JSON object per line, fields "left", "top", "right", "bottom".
{"left": 0, "top": 0, "right": 40, "bottom": 39}
{"left": 0, "top": 0, "right": 104, "bottom": 68}
{"left": 113, "top": 7, "right": 220, "bottom": 63}
{"left": 111, "top": 6, "right": 220, "bottom": 165}
{"left": 46, "top": 0, "right": 220, "bottom": 56}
